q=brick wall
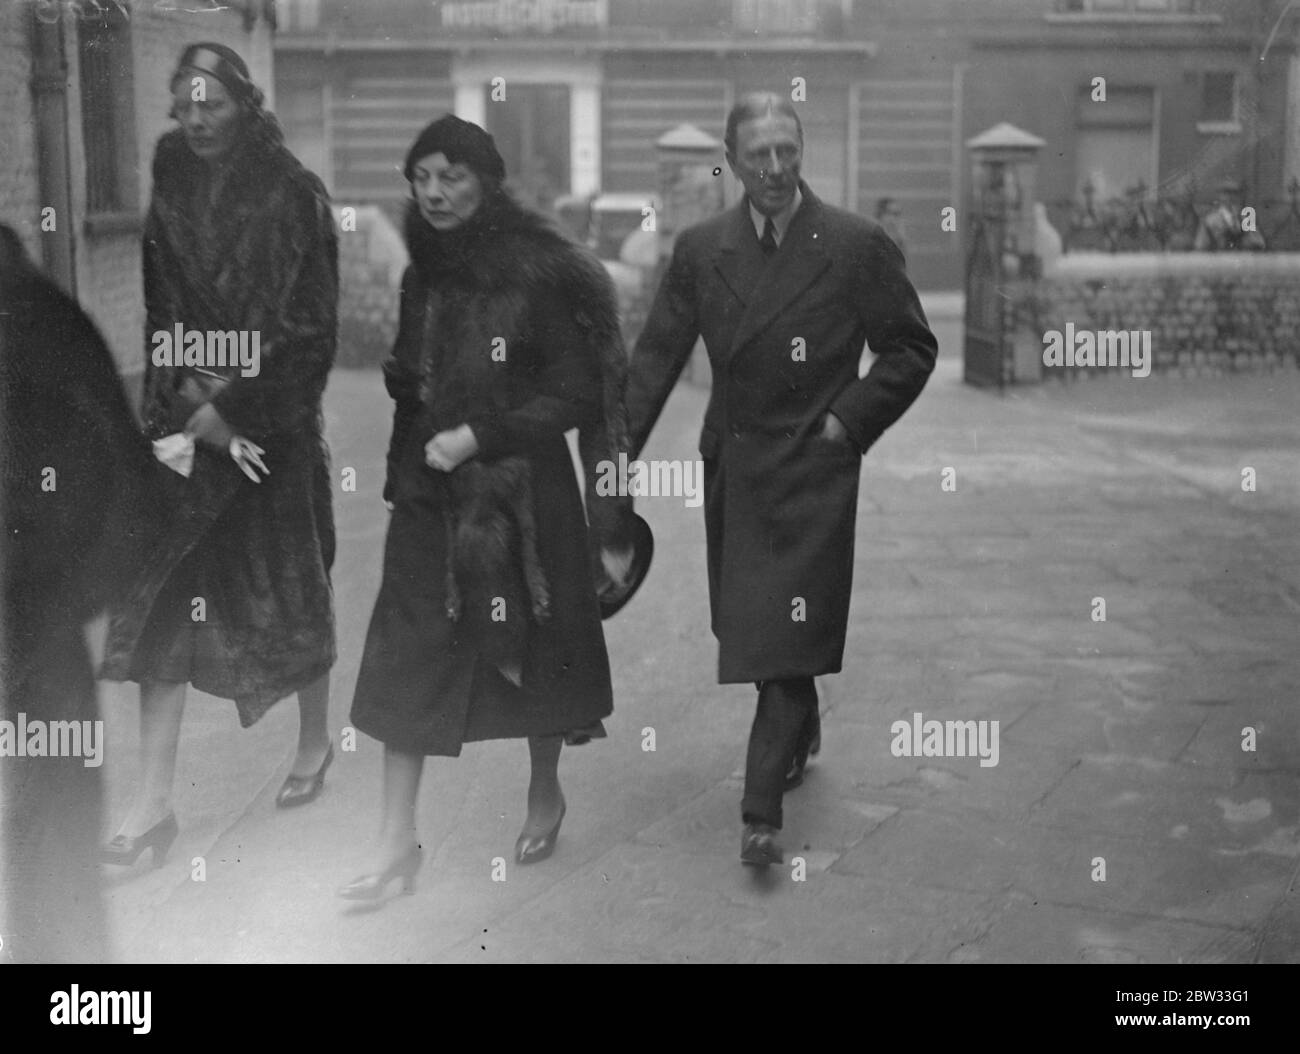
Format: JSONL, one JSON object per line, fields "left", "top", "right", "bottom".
{"left": 1019, "top": 253, "right": 1300, "bottom": 379}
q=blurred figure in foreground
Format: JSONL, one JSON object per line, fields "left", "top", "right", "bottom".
{"left": 0, "top": 225, "right": 157, "bottom": 961}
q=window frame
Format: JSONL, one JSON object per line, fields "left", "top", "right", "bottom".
{"left": 1196, "top": 70, "right": 1241, "bottom": 135}
{"left": 75, "top": 3, "right": 139, "bottom": 226}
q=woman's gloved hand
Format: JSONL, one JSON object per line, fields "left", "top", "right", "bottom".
{"left": 425, "top": 424, "right": 480, "bottom": 472}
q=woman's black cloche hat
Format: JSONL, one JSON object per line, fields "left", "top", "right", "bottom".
{"left": 403, "top": 114, "right": 506, "bottom": 184}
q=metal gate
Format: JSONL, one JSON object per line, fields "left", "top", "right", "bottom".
{"left": 962, "top": 194, "right": 1010, "bottom": 389}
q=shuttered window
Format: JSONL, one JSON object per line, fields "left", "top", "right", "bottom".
{"left": 78, "top": 6, "right": 135, "bottom": 215}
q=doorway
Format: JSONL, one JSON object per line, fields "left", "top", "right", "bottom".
{"left": 484, "top": 84, "right": 572, "bottom": 212}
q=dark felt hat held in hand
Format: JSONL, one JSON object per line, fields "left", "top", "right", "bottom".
{"left": 595, "top": 512, "right": 654, "bottom": 620}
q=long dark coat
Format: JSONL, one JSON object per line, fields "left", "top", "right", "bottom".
{"left": 349, "top": 197, "right": 621, "bottom": 757}
{"left": 1, "top": 226, "right": 158, "bottom": 961}
{"left": 625, "top": 184, "right": 937, "bottom": 684}
{"left": 100, "top": 126, "right": 338, "bottom": 725}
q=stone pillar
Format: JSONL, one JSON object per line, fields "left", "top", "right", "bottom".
{"left": 571, "top": 81, "right": 601, "bottom": 198}
{"left": 654, "top": 124, "right": 724, "bottom": 385}
{"left": 965, "top": 122, "right": 1045, "bottom": 387}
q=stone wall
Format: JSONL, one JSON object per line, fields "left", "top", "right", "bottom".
{"left": 1017, "top": 253, "right": 1300, "bottom": 381}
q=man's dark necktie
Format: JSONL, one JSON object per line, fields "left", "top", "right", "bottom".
{"left": 759, "top": 216, "right": 778, "bottom": 257}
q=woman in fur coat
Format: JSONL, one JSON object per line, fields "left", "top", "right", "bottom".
{"left": 343, "top": 116, "right": 630, "bottom": 897}
{"left": 99, "top": 44, "right": 338, "bottom": 863}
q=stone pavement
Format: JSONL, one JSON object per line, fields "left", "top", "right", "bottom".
{"left": 93, "top": 327, "right": 1300, "bottom": 963}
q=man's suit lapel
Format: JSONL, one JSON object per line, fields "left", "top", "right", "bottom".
{"left": 711, "top": 203, "right": 768, "bottom": 325}
{"left": 712, "top": 186, "right": 832, "bottom": 365}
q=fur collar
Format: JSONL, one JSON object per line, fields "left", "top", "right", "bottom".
{"left": 402, "top": 194, "right": 607, "bottom": 298}
{"left": 151, "top": 124, "right": 300, "bottom": 204}
{"left": 402, "top": 192, "right": 630, "bottom": 458}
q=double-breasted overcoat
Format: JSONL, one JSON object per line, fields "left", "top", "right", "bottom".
{"left": 625, "top": 183, "right": 937, "bottom": 683}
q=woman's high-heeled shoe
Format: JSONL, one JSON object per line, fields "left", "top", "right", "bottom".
{"left": 337, "top": 843, "right": 423, "bottom": 901}
{"left": 276, "top": 741, "right": 334, "bottom": 809}
{"left": 515, "top": 797, "right": 566, "bottom": 866}
{"left": 99, "top": 812, "right": 179, "bottom": 868}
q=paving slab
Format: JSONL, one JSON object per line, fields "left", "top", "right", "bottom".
{"left": 955, "top": 896, "right": 1256, "bottom": 964}
{"left": 435, "top": 843, "right": 995, "bottom": 964}
{"left": 835, "top": 807, "right": 1294, "bottom": 931}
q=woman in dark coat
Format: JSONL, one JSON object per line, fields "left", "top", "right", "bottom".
{"left": 343, "top": 116, "right": 628, "bottom": 897}
{"left": 99, "top": 44, "right": 339, "bottom": 861}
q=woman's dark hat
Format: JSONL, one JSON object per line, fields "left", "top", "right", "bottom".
{"left": 171, "top": 43, "right": 255, "bottom": 102}
{"left": 595, "top": 512, "right": 654, "bottom": 620}
{"left": 403, "top": 115, "right": 506, "bottom": 184}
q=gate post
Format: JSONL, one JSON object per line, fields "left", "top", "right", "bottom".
{"left": 655, "top": 123, "right": 724, "bottom": 385}
{"left": 963, "top": 123, "right": 1044, "bottom": 389}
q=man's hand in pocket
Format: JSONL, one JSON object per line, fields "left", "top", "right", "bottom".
{"left": 819, "top": 411, "right": 853, "bottom": 447}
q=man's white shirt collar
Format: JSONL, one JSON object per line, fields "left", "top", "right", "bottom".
{"left": 748, "top": 186, "right": 803, "bottom": 247}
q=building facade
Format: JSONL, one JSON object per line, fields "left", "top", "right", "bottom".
{"left": 1, "top": 0, "right": 275, "bottom": 386}
{"left": 960, "top": 0, "right": 1300, "bottom": 253}
{"left": 274, "top": 0, "right": 1300, "bottom": 291}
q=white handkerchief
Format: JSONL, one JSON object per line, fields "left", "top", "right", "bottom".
{"left": 152, "top": 432, "right": 195, "bottom": 478}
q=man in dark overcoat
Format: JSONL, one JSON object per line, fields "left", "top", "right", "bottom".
{"left": 624, "top": 93, "right": 938, "bottom": 865}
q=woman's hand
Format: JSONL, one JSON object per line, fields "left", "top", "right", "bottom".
{"left": 425, "top": 424, "right": 480, "bottom": 472}
{"left": 185, "top": 402, "right": 235, "bottom": 451}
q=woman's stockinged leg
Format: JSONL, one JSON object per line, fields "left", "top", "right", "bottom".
{"left": 522, "top": 733, "right": 564, "bottom": 837}
{"left": 377, "top": 746, "right": 423, "bottom": 865}
{"left": 291, "top": 672, "right": 332, "bottom": 777}
{"left": 337, "top": 746, "right": 424, "bottom": 899}
{"left": 116, "top": 679, "right": 186, "bottom": 837}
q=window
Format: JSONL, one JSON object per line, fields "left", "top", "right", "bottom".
{"left": 1199, "top": 72, "right": 1238, "bottom": 127}
{"left": 77, "top": 5, "right": 136, "bottom": 216}
{"left": 278, "top": 0, "right": 321, "bottom": 31}
{"left": 1075, "top": 85, "right": 1157, "bottom": 200}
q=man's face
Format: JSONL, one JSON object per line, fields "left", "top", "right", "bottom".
{"left": 170, "top": 75, "right": 242, "bottom": 162}
{"left": 727, "top": 112, "right": 802, "bottom": 217}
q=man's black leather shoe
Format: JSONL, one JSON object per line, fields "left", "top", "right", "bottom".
{"left": 740, "top": 822, "right": 784, "bottom": 867}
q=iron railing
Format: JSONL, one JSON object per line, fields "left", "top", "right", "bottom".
{"left": 1044, "top": 177, "right": 1300, "bottom": 253}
